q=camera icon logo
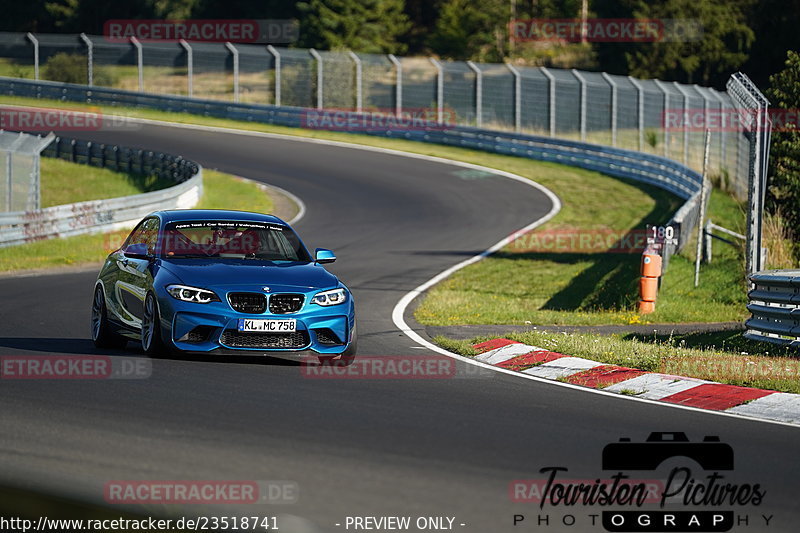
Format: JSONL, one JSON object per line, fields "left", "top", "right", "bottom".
{"left": 602, "top": 432, "right": 734, "bottom": 471}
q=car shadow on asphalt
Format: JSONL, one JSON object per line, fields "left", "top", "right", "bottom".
{"left": 0, "top": 337, "right": 304, "bottom": 367}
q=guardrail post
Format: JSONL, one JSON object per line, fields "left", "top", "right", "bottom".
{"left": 540, "top": 67, "right": 556, "bottom": 137}
{"left": 348, "top": 51, "right": 362, "bottom": 112}
{"left": 628, "top": 76, "right": 645, "bottom": 152}
{"left": 572, "top": 69, "right": 587, "bottom": 141}
{"left": 602, "top": 72, "right": 618, "bottom": 147}
{"left": 429, "top": 58, "right": 444, "bottom": 124}
{"left": 674, "top": 82, "right": 691, "bottom": 166}
{"left": 654, "top": 80, "right": 670, "bottom": 158}
{"left": 130, "top": 37, "right": 143, "bottom": 92}
{"left": 179, "top": 39, "right": 192, "bottom": 97}
{"left": 466, "top": 61, "right": 482, "bottom": 127}
{"left": 79, "top": 33, "right": 93, "bottom": 86}
{"left": 225, "top": 42, "right": 240, "bottom": 103}
{"left": 309, "top": 48, "right": 323, "bottom": 109}
{"left": 26, "top": 33, "right": 39, "bottom": 81}
{"left": 505, "top": 63, "right": 521, "bottom": 133}
{"left": 388, "top": 54, "right": 402, "bottom": 117}
{"left": 267, "top": 45, "right": 281, "bottom": 106}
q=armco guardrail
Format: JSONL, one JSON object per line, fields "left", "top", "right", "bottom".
{"left": 0, "top": 135, "right": 201, "bottom": 247}
{"left": 745, "top": 270, "right": 800, "bottom": 348}
{"left": 0, "top": 77, "right": 704, "bottom": 262}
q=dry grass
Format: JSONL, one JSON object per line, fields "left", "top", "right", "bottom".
{"left": 762, "top": 209, "right": 798, "bottom": 269}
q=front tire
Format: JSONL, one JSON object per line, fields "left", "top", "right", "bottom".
{"left": 91, "top": 285, "right": 128, "bottom": 349}
{"left": 141, "top": 292, "right": 168, "bottom": 355}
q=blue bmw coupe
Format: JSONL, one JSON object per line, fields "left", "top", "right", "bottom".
{"left": 91, "top": 210, "right": 356, "bottom": 364}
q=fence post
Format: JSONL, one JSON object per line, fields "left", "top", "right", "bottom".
{"left": 540, "top": 67, "right": 556, "bottom": 138}
{"left": 695, "top": 130, "right": 711, "bottom": 287}
{"left": 6, "top": 134, "right": 26, "bottom": 211}
{"left": 309, "top": 48, "right": 323, "bottom": 109}
{"left": 709, "top": 89, "right": 727, "bottom": 170}
{"left": 654, "top": 80, "right": 670, "bottom": 158}
{"left": 505, "top": 63, "right": 521, "bottom": 133}
{"left": 429, "top": 58, "right": 444, "bottom": 123}
{"left": 26, "top": 33, "right": 39, "bottom": 80}
{"left": 32, "top": 138, "right": 41, "bottom": 210}
{"left": 225, "top": 42, "right": 239, "bottom": 103}
{"left": 179, "top": 39, "right": 192, "bottom": 97}
{"left": 572, "top": 69, "right": 587, "bottom": 141}
{"left": 727, "top": 72, "right": 772, "bottom": 277}
{"left": 4, "top": 148, "right": 11, "bottom": 212}
{"left": 673, "top": 83, "right": 691, "bottom": 166}
{"left": 466, "top": 61, "right": 482, "bottom": 127}
{"left": 387, "top": 54, "right": 402, "bottom": 116}
{"left": 130, "top": 37, "right": 143, "bottom": 92}
{"left": 79, "top": 33, "right": 93, "bottom": 86}
{"left": 601, "top": 72, "right": 618, "bottom": 147}
{"left": 348, "top": 51, "right": 363, "bottom": 112}
{"left": 267, "top": 45, "right": 281, "bottom": 106}
{"left": 628, "top": 76, "right": 645, "bottom": 152}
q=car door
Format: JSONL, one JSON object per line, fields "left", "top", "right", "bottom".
{"left": 115, "top": 217, "right": 159, "bottom": 328}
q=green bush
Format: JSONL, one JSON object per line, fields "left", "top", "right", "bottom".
{"left": 42, "top": 52, "right": 116, "bottom": 86}
{"left": 42, "top": 53, "right": 87, "bottom": 84}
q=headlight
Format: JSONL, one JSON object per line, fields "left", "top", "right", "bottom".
{"left": 166, "top": 284, "right": 220, "bottom": 303}
{"left": 310, "top": 288, "right": 347, "bottom": 306}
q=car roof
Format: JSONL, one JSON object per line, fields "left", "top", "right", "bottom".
{"left": 155, "top": 209, "right": 287, "bottom": 225}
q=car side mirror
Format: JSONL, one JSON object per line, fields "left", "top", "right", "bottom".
{"left": 124, "top": 243, "right": 151, "bottom": 260}
{"left": 315, "top": 248, "right": 336, "bottom": 264}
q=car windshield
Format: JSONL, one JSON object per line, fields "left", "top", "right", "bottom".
{"left": 161, "top": 220, "right": 311, "bottom": 262}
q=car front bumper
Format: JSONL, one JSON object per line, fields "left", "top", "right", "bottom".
{"left": 159, "top": 291, "right": 355, "bottom": 356}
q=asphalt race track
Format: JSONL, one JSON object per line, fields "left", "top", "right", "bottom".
{"left": 0, "top": 122, "right": 798, "bottom": 532}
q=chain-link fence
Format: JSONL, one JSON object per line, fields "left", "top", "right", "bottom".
{"left": 0, "top": 130, "right": 54, "bottom": 212}
{"left": 0, "top": 32, "right": 761, "bottom": 201}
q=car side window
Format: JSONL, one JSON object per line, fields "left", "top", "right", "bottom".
{"left": 123, "top": 218, "right": 159, "bottom": 254}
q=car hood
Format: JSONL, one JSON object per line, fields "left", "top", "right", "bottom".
{"left": 158, "top": 259, "right": 339, "bottom": 292}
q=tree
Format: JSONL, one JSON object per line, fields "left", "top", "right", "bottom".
{"left": 740, "top": 0, "right": 800, "bottom": 88}
{"left": 297, "top": 0, "right": 411, "bottom": 54}
{"left": 765, "top": 50, "right": 800, "bottom": 249}
{"left": 45, "top": 0, "right": 157, "bottom": 33}
{"left": 427, "top": 0, "right": 508, "bottom": 62}
{"left": 596, "top": 0, "right": 754, "bottom": 87}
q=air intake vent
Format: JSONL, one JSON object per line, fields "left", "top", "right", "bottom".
{"left": 228, "top": 292, "right": 267, "bottom": 314}
{"left": 269, "top": 294, "right": 304, "bottom": 314}
{"left": 220, "top": 330, "right": 309, "bottom": 349}
{"left": 314, "top": 328, "right": 343, "bottom": 345}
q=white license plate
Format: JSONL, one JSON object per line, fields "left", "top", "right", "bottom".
{"left": 238, "top": 319, "right": 297, "bottom": 332}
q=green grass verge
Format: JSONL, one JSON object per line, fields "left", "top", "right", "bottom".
{"left": 0, "top": 168, "right": 272, "bottom": 273}
{"left": 416, "top": 187, "right": 746, "bottom": 326}
{"left": 437, "top": 330, "right": 800, "bottom": 394}
{"left": 0, "top": 96, "right": 746, "bottom": 325}
{"left": 41, "top": 157, "right": 172, "bottom": 208}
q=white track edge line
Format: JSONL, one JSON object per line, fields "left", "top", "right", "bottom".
{"left": 20, "top": 107, "right": 797, "bottom": 429}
